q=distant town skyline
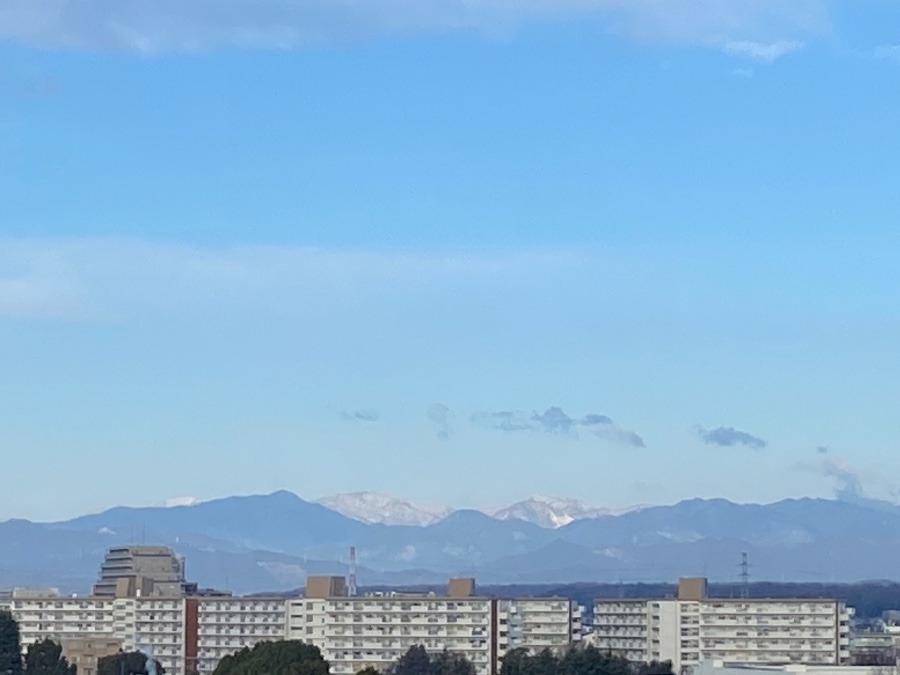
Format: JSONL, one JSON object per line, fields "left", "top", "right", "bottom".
{"left": 2, "top": 1, "right": 900, "bottom": 521}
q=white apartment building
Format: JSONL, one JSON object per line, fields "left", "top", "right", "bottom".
{"left": 5, "top": 575, "right": 580, "bottom": 675}
{"left": 286, "top": 576, "right": 582, "bottom": 675}
{"left": 591, "top": 578, "right": 851, "bottom": 675}
{"left": 286, "top": 593, "right": 495, "bottom": 675}
{"left": 7, "top": 590, "right": 281, "bottom": 675}
{"left": 10, "top": 590, "right": 117, "bottom": 645}
{"left": 195, "top": 597, "right": 287, "bottom": 675}
{"left": 8, "top": 591, "right": 186, "bottom": 675}
{"left": 124, "top": 597, "right": 187, "bottom": 675}
{"left": 498, "top": 598, "right": 581, "bottom": 657}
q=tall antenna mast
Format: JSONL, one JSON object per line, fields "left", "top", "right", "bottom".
{"left": 740, "top": 552, "right": 751, "bottom": 599}
{"left": 348, "top": 546, "right": 358, "bottom": 597}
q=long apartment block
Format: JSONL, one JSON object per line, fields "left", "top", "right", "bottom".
{"left": 283, "top": 576, "right": 580, "bottom": 675}
{"left": 591, "top": 577, "right": 851, "bottom": 674}
{"left": 6, "top": 576, "right": 581, "bottom": 675}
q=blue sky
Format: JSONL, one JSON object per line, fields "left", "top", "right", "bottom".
{"left": 2, "top": 0, "right": 900, "bottom": 521}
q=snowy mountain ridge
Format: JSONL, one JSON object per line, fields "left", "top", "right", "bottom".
{"left": 492, "top": 495, "right": 645, "bottom": 528}
{"left": 316, "top": 491, "right": 643, "bottom": 528}
{"left": 315, "top": 491, "right": 453, "bottom": 527}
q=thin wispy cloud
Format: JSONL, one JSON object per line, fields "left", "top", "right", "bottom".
{"left": 427, "top": 403, "right": 452, "bottom": 440}
{"left": 473, "top": 406, "right": 644, "bottom": 447}
{"left": 342, "top": 410, "right": 380, "bottom": 423}
{"left": 473, "top": 411, "right": 533, "bottom": 433}
{"left": 796, "top": 453, "right": 900, "bottom": 507}
{"left": 581, "top": 413, "right": 614, "bottom": 426}
{"left": 696, "top": 425, "right": 766, "bottom": 449}
{"left": 532, "top": 406, "right": 577, "bottom": 434}
{"left": 721, "top": 39, "right": 805, "bottom": 62}
{"left": 815, "top": 458, "right": 864, "bottom": 502}
{"left": 0, "top": 237, "right": 576, "bottom": 321}
{"left": 0, "top": 73, "right": 61, "bottom": 98}
{"left": 0, "top": 0, "right": 829, "bottom": 54}
{"left": 871, "top": 45, "right": 900, "bottom": 63}
{"left": 593, "top": 425, "right": 645, "bottom": 449}
{"left": 796, "top": 455, "right": 881, "bottom": 504}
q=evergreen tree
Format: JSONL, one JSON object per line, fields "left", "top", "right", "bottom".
{"left": 430, "top": 650, "right": 475, "bottom": 675}
{"left": 636, "top": 662, "right": 674, "bottom": 675}
{"left": 97, "top": 652, "right": 164, "bottom": 675}
{"left": 499, "top": 649, "right": 531, "bottom": 675}
{"left": 213, "top": 641, "right": 328, "bottom": 675}
{"left": 387, "top": 646, "right": 431, "bottom": 675}
{"left": 24, "top": 639, "right": 76, "bottom": 675}
{"left": 0, "top": 611, "right": 23, "bottom": 675}
{"left": 561, "top": 646, "right": 631, "bottom": 675}
{"left": 529, "top": 649, "right": 559, "bottom": 675}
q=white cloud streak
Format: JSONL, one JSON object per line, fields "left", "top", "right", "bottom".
{"left": 871, "top": 45, "right": 900, "bottom": 63}
{"left": 0, "top": 0, "right": 829, "bottom": 54}
{"left": 0, "top": 237, "right": 577, "bottom": 320}
{"left": 721, "top": 39, "right": 805, "bottom": 62}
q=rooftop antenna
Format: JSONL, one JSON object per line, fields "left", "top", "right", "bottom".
{"left": 348, "top": 546, "right": 358, "bottom": 597}
{"left": 739, "top": 552, "right": 751, "bottom": 599}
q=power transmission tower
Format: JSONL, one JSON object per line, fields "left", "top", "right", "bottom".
{"left": 739, "top": 552, "right": 751, "bottom": 599}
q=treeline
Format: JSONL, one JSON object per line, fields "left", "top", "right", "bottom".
{"left": 500, "top": 647, "right": 672, "bottom": 675}
{"left": 1, "top": 610, "right": 165, "bottom": 675}
{"left": 213, "top": 642, "right": 474, "bottom": 675}
{"left": 211, "top": 640, "right": 672, "bottom": 675}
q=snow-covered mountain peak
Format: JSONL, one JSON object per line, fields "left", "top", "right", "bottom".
{"left": 164, "top": 496, "right": 199, "bottom": 507}
{"left": 492, "top": 495, "right": 643, "bottom": 528}
{"left": 316, "top": 491, "right": 453, "bottom": 527}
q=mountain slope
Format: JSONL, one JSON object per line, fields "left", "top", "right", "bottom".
{"left": 557, "top": 497, "right": 900, "bottom": 548}
{"left": 57, "top": 490, "right": 371, "bottom": 554}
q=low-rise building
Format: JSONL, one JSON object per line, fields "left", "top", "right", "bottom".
{"left": 60, "top": 637, "right": 124, "bottom": 675}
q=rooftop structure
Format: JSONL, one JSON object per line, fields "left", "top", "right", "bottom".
{"left": 92, "top": 545, "right": 188, "bottom": 598}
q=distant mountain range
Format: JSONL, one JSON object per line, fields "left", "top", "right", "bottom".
{"left": 2, "top": 491, "right": 900, "bottom": 595}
